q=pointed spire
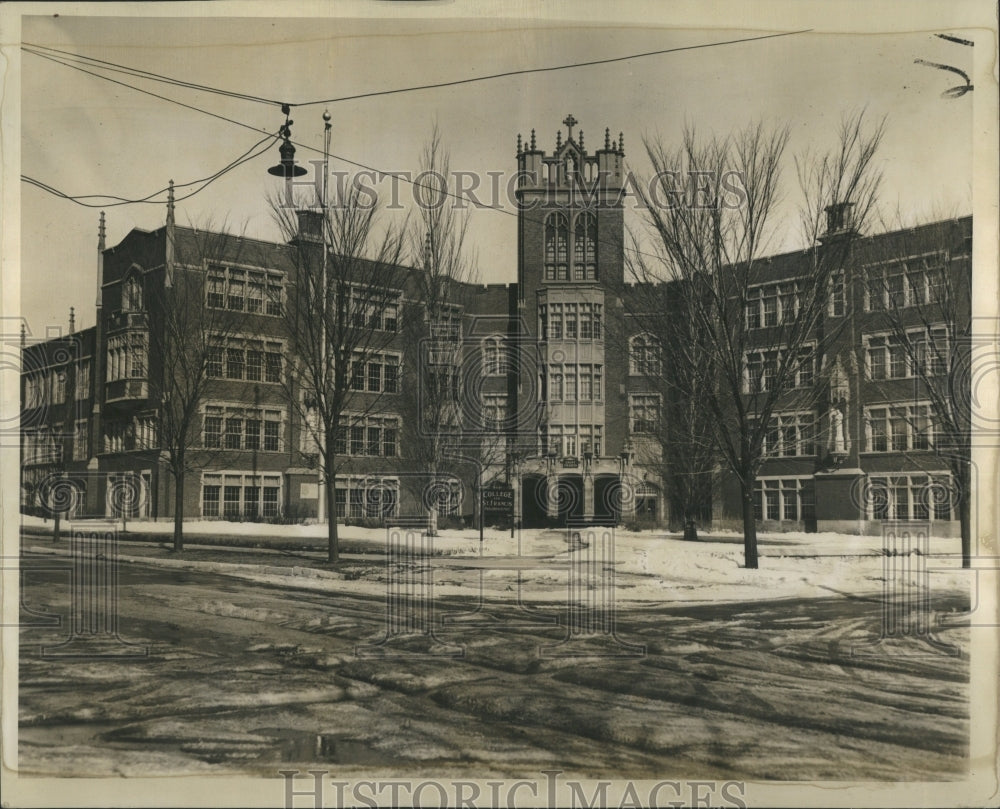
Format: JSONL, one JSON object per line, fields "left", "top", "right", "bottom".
{"left": 618, "top": 132, "right": 624, "bottom": 155}
{"left": 556, "top": 130, "right": 562, "bottom": 149}
{"left": 69, "top": 307, "right": 75, "bottom": 334}
{"left": 578, "top": 129, "right": 584, "bottom": 151}
{"left": 604, "top": 128, "right": 611, "bottom": 150}
{"left": 98, "top": 211, "right": 106, "bottom": 251}
{"left": 166, "top": 179, "right": 175, "bottom": 228}
{"left": 517, "top": 133, "right": 522, "bottom": 155}
{"left": 530, "top": 129, "right": 536, "bottom": 151}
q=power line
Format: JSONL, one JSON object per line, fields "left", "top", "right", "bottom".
{"left": 22, "top": 47, "right": 670, "bottom": 265}
{"left": 298, "top": 30, "right": 812, "bottom": 107}
{"left": 24, "top": 42, "right": 283, "bottom": 107}
{"left": 24, "top": 29, "right": 811, "bottom": 111}
{"left": 23, "top": 48, "right": 276, "bottom": 135}
{"left": 23, "top": 132, "right": 279, "bottom": 207}
{"left": 20, "top": 45, "right": 743, "bottom": 266}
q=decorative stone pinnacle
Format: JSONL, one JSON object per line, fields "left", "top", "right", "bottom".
{"left": 517, "top": 133, "right": 522, "bottom": 155}
{"left": 530, "top": 129, "right": 536, "bottom": 150}
{"left": 604, "top": 128, "right": 611, "bottom": 150}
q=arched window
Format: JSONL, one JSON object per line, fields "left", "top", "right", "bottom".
{"left": 122, "top": 270, "right": 143, "bottom": 312}
{"left": 481, "top": 335, "right": 506, "bottom": 376}
{"left": 544, "top": 213, "right": 568, "bottom": 281}
{"left": 629, "top": 334, "right": 661, "bottom": 377}
{"left": 573, "top": 213, "right": 597, "bottom": 281}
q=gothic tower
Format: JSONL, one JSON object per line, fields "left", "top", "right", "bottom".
{"left": 512, "top": 115, "right": 631, "bottom": 527}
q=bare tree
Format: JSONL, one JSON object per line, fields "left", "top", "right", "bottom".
{"left": 151, "top": 222, "right": 252, "bottom": 553}
{"left": 403, "top": 125, "right": 478, "bottom": 535}
{"left": 861, "top": 214, "right": 972, "bottom": 567}
{"left": 629, "top": 112, "right": 884, "bottom": 568}
{"left": 619, "top": 268, "right": 720, "bottom": 538}
{"left": 272, "top": 182, "right": 406, "bottom": 563}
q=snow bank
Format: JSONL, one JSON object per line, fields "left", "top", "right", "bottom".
{"left": 25, "top": 524, "right": 969, "bottom": 606}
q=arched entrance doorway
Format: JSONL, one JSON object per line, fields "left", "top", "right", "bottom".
{"left": 554, "top": 474, "right": 584, "bottom": 526}
{"left": 593, "top": 474, "right": 622, "bottom": 526}
{"left": 521, "top": 474, "right": 548, "bottom": 528}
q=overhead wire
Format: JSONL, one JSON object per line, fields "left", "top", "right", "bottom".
{"left": 21, "top": 45, "right": 676, "bottom": 265}
{"left": 23, "top": 29, "right": 811, "bottom": 110}
{"left": 23, "top": 132, "right": 279, "bottom": 207}
{"left": 22, "top": 33, "right": 804, "bottom": 265}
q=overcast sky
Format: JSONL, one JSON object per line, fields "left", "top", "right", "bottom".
{"left": 16, "top": 6, "right": 981, "bottom": 334}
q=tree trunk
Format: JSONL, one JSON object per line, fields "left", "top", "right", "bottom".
{"left": 959, "top": 465, "right": 971, "bottom": 569}
{"left": 173, "top": 466, "right": 184, "bottom": 553}
{"left": 426, "top": 460, "right": 439, "bottom": 536}
{"left": 741, "top": 481, "right": 759, "bottom": 569}
{"left": 326, "top": 471, "right": 339, "bottom": 564}
{"left": 53, "top": 510, "right": 61, "bottom": 543}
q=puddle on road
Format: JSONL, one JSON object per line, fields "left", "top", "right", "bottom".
{"left": 267, "top": 729, "right": 402, "bottom": 766}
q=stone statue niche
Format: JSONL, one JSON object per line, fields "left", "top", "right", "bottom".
{"left": 826, "top": 356, "right": 850, "bottom": 459}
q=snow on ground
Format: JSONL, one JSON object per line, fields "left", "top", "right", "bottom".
{"left": 23, "top": 516, "right": 969, "bottom": 606}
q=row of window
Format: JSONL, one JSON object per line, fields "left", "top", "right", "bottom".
{"left": 340, "top": 285, "right": 400, "bottom": 333}
{"left": 754, "top": 478, "right": 814, "bottom": 522}
{"left": 22, "top": 428, "right": 63, "bottom": 464}
{"left": 630, "top": 325, "right": 948, "bottom": 386}
{"left": 104, "top": 416, "right": 157, "bottom": 454}
{"left": 866, "top": 474, "right": 955, "bottom": 521}
{"left": 23, "top": 422, "right": 93, "bottom": 463}
{"left": 544, "top": 212, "right": 598, "bottom": 281}
{"left": 629, "top": 394, "right": 660, "bottom": 434}
{"left": 543, "top": 363, "right": 604, "bottom": 402}
{"left": 865, "top": 256, "right": 947, "bottom": 312}
{"left": 481, "top": 337, "right": 507, "bottom": 376}
{"left": 482, "top": 394, "right": 507, "bottom": 432}
{"left": 334, "top": 477, "right": 402, "bottom": 519}
{"left": 864, "top": 328, "right": 948, "bottom": 380}
{"left": 865, "top": 404, "right": 934, "bottom": 453}
{"left": 207, "top": 265, "right": 284, "bottom": 316}
{"left": 107, "top": 332, "right": 147, "bottom": 382}
{"left": 745, "top": 279, "right": 807, "bottom": 329}
{"left": 204, "top": 405, "right": 283, "bottom": 451}
{"left": 539, "top": 424, "right": 603, "bottom": 458}
{"left": 24, "top": 362, "right": 91, "bottom": 406}
{"left": 539, "top": 302, "right": 603, "bottom": 341}
{"left": 207, "top": 339, "right": 283, "bottom": 383}
{"left": 745, "top": 346, "right": 814, "bottom": 393}
{"left": 202, "top": 472, "right": 282, "bottom": 518}
{"left": 350, "top": 353, "right": 401, "bottom": 393}
{"left": 743, "top": 255, "right": 947, "bottom": 326}
{"left": 336, "top": 417, "right": 399, "bottom": 458}
{"left": 759, "top": 411, "right": 816, "bottom": 457}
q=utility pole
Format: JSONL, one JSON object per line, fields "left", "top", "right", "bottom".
{"left": 316, "top": 110, "right": 332, "bottom": 525}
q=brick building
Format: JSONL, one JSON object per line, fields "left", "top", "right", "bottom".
{"left": 20, "top": 116, "right": 971, "bottom": 535}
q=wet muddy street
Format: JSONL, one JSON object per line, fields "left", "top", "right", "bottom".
{"left": 18, "top": 549, "right": 969, "bottom": 781}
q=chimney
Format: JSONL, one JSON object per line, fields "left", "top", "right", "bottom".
{"left": 823, "top": 201, "right": 856, "bottom": 239}
{"left": 294, "top": 209, "right": 325, "bottom": 243}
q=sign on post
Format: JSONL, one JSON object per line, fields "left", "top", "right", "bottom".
{"left": 483, "top": 485, "right": 514, "bottom": 526}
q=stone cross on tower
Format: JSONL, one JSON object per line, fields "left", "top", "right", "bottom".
{"left": 562, "top": 114, "right": 578, "bottom": 140}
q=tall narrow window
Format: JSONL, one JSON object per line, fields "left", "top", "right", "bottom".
{"left": 544, "top": 213, "right": 569, "bottom": 281}
{"left": 829, "top": 271, "right": 846, "bottom": 316}
{"left": 123, "top": 272, "right": 143, "bottom": 312}
{"left": 573, "top": 212, "right": 597, "bottom": 280}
